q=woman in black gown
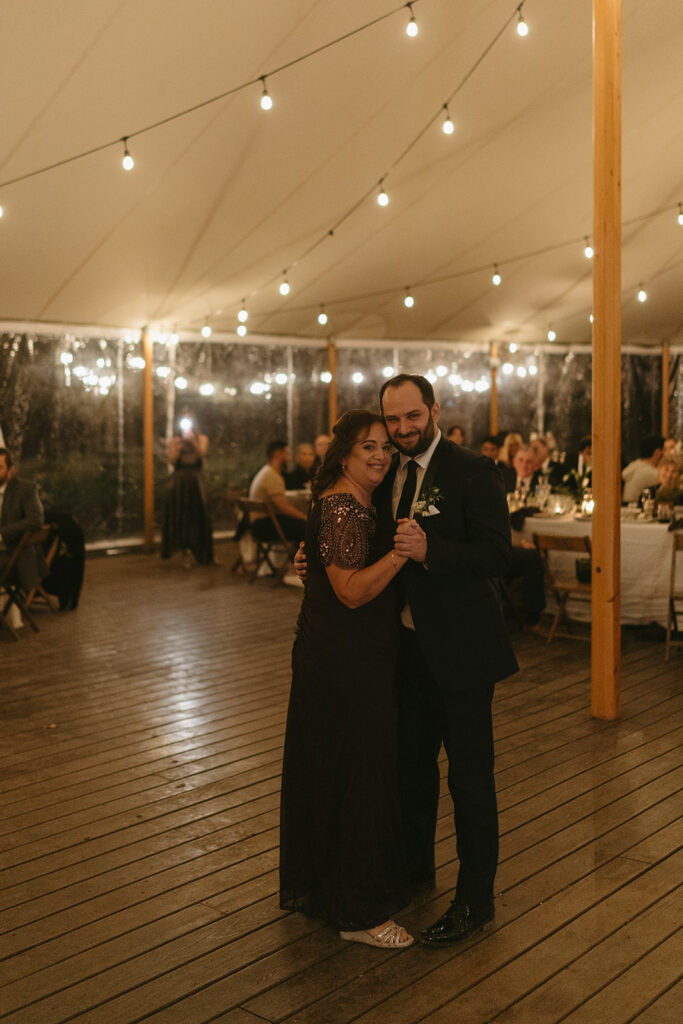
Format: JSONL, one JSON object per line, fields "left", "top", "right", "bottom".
{"left": 161, "top": 412, "right": 214, "bottom": 567}
{"left": 280, "top": 410, "right": 414, "bottom": 949}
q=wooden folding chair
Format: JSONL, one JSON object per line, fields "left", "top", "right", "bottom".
{"left": 236, "top": 498, "right": 299, "bottom": 583}
{"left": 24, "top": 526, "right": 59, "bottom": 612}
{"left": 0, "top": 526, "right": 51, "bottom": 640}
{"left": 664, "top": 532, "right": 683, "bottom": 662}
{"left": 533, "top": 532, "right": 592, "bottom": 642}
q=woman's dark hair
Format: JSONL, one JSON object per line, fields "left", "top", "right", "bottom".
{"left": 312, "top": 410, "right": 386, "bottom": 499}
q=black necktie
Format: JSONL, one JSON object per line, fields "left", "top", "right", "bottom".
{"left": 396, "top": 459, "right": 418, "bottom": 521}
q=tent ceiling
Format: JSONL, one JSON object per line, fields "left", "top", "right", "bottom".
{"left": 2, "top": 0, "right": 682, "bottom": 347}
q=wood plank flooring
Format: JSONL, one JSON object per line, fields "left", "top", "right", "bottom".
{"left": 1, "top": 543, "right": 681, "bottom": 1023}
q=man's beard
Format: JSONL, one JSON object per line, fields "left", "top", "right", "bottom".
{"left": 390, "top": 415, "right": 436, "bottom": 457}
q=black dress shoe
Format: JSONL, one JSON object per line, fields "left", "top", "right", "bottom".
{"left": 419, "top": 900, "right": 494, "bottom": 947}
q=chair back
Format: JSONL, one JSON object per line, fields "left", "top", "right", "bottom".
{"left": 237, "top": 498, "right": 289, "bottom": 546}
{"left": 534, "top": 533, "right": 592, "bottom": 555}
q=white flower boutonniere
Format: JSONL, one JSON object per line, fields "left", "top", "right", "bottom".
{"left": 414, "top": 486, "right": 443, "bottom": 517}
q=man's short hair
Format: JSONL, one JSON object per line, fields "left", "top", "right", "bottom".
{"left": 267, "top": 440, "right": 288, "bottom": 459}
{"left": 379, "top": 373, "right": 435, "bottom": 411}
{"left": 640, "top": 435, "right": 664, "bottom": 459}
{"left": 482, "top": 435, "right": 499, "bottom": 447}
{"left": 0, "top": 447, "right": 13, "bottom": 468}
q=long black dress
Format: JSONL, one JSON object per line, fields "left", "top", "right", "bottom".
{"left": 279, "top": 493, "right": 409, "bottom": 931}
{"left": 161, "top": 441, "right": 214, "bottom": 565}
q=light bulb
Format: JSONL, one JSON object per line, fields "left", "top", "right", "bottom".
{"left": 318, "top": 308, "right": 328, "bottom": 325}
{"left": 121, "top": 138, "right": 134, "bottom": 171}
{"left": 175, "top": 376, "right": 188, "bottom": 390}
{"left": 442, "top": 106, "right": 454, "bottom": 135}
{"left": 528, "top": 363, "right": 538, "bottom": 376}
{"left": 589, "top": 313, "right": 594, "bottom": 323}
{"left": 201, "top": 324, "right": 212, "bottom": 338}
{"left": 237, "top": 307, "right": 248, "bottom": 323}
{"left": 156, "top": 366, "right": 171, "bottom": 378}
{"left": 516, "top": 366, "right": 527, "bottom": 378}
{"left": 199, "top": 383, "right": 215, "bottom": 396}
{"left": 352, "top": 371, "right": 364, "bottom": 384}
{"left": 0, "top": 205, "right": 4, "bottom": 218}
{"left": 637, "top": 285, "right": 647, "bottom": 303}
{"left": 678, "top": 204, "right": 683, "bottom": 226}
{"left": 492, "top": 265, "right": 502, "bottom": 286}
{"left": 516, "top": 9, "right": 529, "bottom": 36}
{"left": 436, "top": 365, "right": 448, "bottom": 377}
{"left": 509, "top": 343, "right": 518, "bottom": 353}
{"left": 320, "top": 371, "right": 332, "bottom": 383}
{"left": 279, "top": 278, "right": 290, "bottom": 296}
{"left": 377, "top": 187, "right": 389, "bottom": 207}
{"left": 169, "top": 332, "right": 179, "bottom": 344}
{"left": 502, "top": 363, "right": 513, "bottom": 375}
{"left": 406, "top": 4, "right": 418, "bottom": 37}
{"left": 584, "top": 236, "right": 594, "bottom": 259}
{"left": 275, "top": 372, "right": 288, "bottom": 386}
{"left": 547, "top": 329, "right": 556, "bottom": 342}
{"left": 260, "top": 78, "right": 273, "bottom": 111}
{"left": 382, "top": 366, "right": 394, "bottom": 378}
{"left": 404, "top": 292, "right": 414, "bottom": 308}
{"left": 236, "top": 324, "right": 247, "bottom": 337}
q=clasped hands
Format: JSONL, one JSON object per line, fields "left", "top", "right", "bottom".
{"left": 394, "top": 517, "right": 427, "bottom": 563}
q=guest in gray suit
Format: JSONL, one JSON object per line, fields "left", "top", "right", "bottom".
{"left": 0, "top": 448, "right": 46, "bottom": 590}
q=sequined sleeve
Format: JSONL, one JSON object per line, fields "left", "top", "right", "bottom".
{"left": 318, "top": 494, "right": 376, "bottom": 569}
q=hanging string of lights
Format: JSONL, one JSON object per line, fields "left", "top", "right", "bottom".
{"left": 0, "top": 1, "right": 425, "bottom": 192}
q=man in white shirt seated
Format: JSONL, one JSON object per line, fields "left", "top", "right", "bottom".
{"left": 621, "top": 435, "right": 663, "bottom": 503}
{"left": 509, "top": 445, "right": 541, "bottom": 498}
{"left": 248, "top": 441, "right": 307, "bottom": 543}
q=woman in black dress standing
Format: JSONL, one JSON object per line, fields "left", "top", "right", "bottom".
{"left": 161, "top": 410, "right": 214, "bottom": 567}
{"left": 280, "top": 410, "right": 413, "bottom": 949}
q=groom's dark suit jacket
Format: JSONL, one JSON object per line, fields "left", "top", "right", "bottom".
{"left": 375, "top": 438, "right": 518, "bottom": 693}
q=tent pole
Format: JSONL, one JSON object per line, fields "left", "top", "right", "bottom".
{"left": 591, "top": 0, "right": 621, "bottom": 720}
{"left": 327, "top": 340, "right": 338, "bottom": 431}
{"left": 142, "top": 327, "right": 155, "bottom": 553}
{"left": 661, "top": 341, "right": 670, "bottom": 437}
{"left": 489, "top": 342, "right": 499, "bottom": 435}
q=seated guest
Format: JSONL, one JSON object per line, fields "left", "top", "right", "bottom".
{"left": 0, "top": 447, "right": 47, "bottom": 593}
{"left": 531, "top": 438, "right": 552, "bottom": 475}
{"left": 312, "top": 433, "right": 331, "bottom": 474}
{"left": 508, "top": 445, "right": 541, "bottom": 498}
{"left": 499, "top": 431, "right": 523, "bottom": 468}
{"left": 551, "top": 435, "right": 592, "bottom": 492}
{"left": 446, "top": 424, "right": 464, "bottom": 445}
{"left": 642, "top": 455, "right": 682, "bottom": 506}
{"left": 284, "top": 442, "right": 315, "bottom": 489}
{"left": 481, "top": 434, "right": 515, "bottom": 490}
{"left": 663, "top": 437, "right": 680, "bottom": 457}
{"left": 249, "top": 441, "right": 307, "bottom": 543}
{"left": 505, "top": 535, "right": 546, "bottom": 635}
{"left": 621, "top": 435, "right": 664, "bottom": 503}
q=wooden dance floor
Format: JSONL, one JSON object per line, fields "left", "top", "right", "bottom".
{"left": 2, "top": 543, "right": 681, "bottom": 1023}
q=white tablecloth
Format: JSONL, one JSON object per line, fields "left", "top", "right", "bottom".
{"left": 518, "top": 515, "right": 681, "bottom": 627}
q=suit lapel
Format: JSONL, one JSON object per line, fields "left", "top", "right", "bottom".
{"left": 418, "top": 437, "right": 449, "bottom": 500}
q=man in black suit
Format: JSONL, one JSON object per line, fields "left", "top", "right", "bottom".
{"left": 0, "top": 448, "right": 46, "bottom": 591}
{"left": 378, "top": 375, "right": 518, "bottom": 946}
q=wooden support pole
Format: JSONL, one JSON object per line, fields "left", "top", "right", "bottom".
{"left": 591, "top": 0, "right": 622, "bottom": 720}
{"left": 141, "top": 327, "right": 155, "bottom": 552}
{"left": 327, "top": 340, "right": 338, "bottom": 431}
{"left": 489, "top": 342, "right": 499, "bottom": 436}
{"left": 661, "top": 342, "right": 670, "bottom": 438}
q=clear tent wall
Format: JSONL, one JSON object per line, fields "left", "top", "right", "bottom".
{"left": 1, "top": 330, "right": 680, "bottom": 542}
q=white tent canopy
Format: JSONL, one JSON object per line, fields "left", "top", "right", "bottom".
{"left": 2, "top": 0, "right": 682, "bottom": 347}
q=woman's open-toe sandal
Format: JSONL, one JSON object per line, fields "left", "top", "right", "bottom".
{"left": 340, "top": 921, "right": 414, "bottom": 949}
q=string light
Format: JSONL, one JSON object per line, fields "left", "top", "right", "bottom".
{"left": 492, "top": 265, "right": 502, "bottom": 286}
{"left": 403, "top": 290, "right": 415, "bottom": 308}
{"left": 377, "top": 183, "right": 389, "bottom": 207}
{"left": 441, "top": 105, "right": 454, "bottom": 135}
{"left": 516, "top": 5, "right": 529, "bottom": 37}
{"left": 236, "top": 324, "right": 247, "bottom": 337}
{"left": 156, "top": 366, "right": 171, "bottom": 378}
{"left": 678, "top": 203, "right": 683, "bottom": 226}
{"left": 318, "top": 306, "right": 328, "bottom": 325}
{"left": 201, "top": 323, "right": 212, "bottom": 338}
{"left": 237, "top": 305, "right": 248, "bottom": 323}
{"left": 199, "top": 383, "right": 215, "bottom": 396}
{"left": 382, "top": 365, "right": 394, "bottom": 378}
{"left": 502, "top": 362, "right": 514, "bottom": 375}
{"left": 259, "top": 77, "right": 273, "bottom": 111}
{"left": 405, "top": 3, "right": 418, "bottom": 37}
{"left": 589, "top": 313, "right": 594, "bottom": 323}
{"left": 60, "top": 352, "right": 73, "bottom": 365}
{"left": 584, "top": 236, "right": 594, "bottom": 259}
{"left": 528, "top": 363, "right": 538, "bottom": 376}
{"left": 509, "top": 343, "right": 518, "bottom": 353}
{"left": 320, "top": 370, "right": 332, "bottom": 383}
{"left": 175, "top": 376, "right": 188, "bottom": 390}
{"left": 352, "top": 371, "right": 364, "bottom": 384}
{"left": 0, "top": 204, "right": 3, "bottom": 218}
{"left": 637, "top": 284, "right": 647, "bottom": 303}
{"left": 279, "top": 274, "right": 290, "bottom": 296}
{"left": 121, "top": 138, "right": 134, "bottom": 171}
{"left": 275, "top": 372, "right": 289, "bottom": 385}
{"left": 547, "top": 328, "right": 556, "bottom": 342}
{"left": 436, "top": 365, "right": 448, "bottom": 377}
{"left": 516, "top": 366, "right": 527, "bottom": 378}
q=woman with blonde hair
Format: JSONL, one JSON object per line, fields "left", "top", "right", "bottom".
{"left": 499, "top": 432, "right": 523, "bottom": 467}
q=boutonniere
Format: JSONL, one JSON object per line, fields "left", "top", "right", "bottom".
{"left": 414, "top": 486, "right": 443, "bottom": 517}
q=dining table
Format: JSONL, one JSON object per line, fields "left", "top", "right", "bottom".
{"left": 517, "top": 510, "right": 682, "bottom": 627}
